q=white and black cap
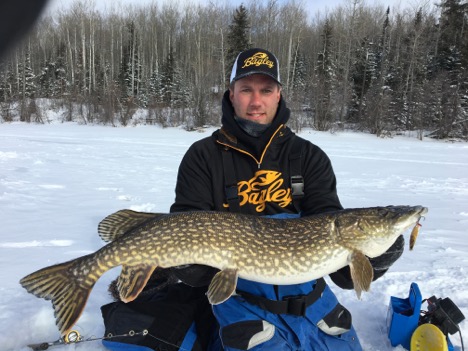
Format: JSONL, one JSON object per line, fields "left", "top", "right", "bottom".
{"left": 230, "top": 48, "right": 281, "bottom": 85}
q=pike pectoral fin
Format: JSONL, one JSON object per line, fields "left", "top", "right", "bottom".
{"left": 349, "top": 250, "right": 374, "bottom": 299}
{"left": 118, "top": 264, "right": 157, "bottom": 303}
{"left": 207, "top": 268, "right": 238, "bottom": 305}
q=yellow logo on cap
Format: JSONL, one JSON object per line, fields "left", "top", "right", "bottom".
{"left": 242, "top": 52, "right": 274, "bottom": 69}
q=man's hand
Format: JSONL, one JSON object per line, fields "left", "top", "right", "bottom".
{"left": 171, "top": 264, "right": 219, "bottom": 287}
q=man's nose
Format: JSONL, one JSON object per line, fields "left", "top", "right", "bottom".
{"left": 249, "top": 91, "right": 262, "bottom": 106}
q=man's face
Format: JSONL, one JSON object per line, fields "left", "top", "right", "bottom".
{"left": 229, "top": 74, "right": 281, "bottom": 125}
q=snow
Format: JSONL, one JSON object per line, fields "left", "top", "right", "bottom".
{"left": 0, "top": 123, "right": 466, "bottom": 350}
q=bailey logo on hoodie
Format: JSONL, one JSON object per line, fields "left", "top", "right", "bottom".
{"left": 235, "top": 170, "right": 292, "bottom": 212}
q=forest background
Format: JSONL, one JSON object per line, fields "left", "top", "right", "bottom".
{"left": 0, "top": 0, "right": 467, "bottom": 140}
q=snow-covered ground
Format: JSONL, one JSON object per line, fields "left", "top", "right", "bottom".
{"left": 0, "top": 123, "right": 466, "bottom": 350}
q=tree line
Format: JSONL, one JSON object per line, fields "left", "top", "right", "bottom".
{"left": 0, "top": 0, "right": 467, "bottom": 139}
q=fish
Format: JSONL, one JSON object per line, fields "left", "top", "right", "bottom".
{"left": 20, "top": 205, "right": 427, "bottom": 336}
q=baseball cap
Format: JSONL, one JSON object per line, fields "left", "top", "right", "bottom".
{"left": 229, "top": 48, "right": 281, "bottom": 85}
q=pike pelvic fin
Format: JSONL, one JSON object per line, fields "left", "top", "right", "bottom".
{"left": 207, "top": 268, "right": 238, "bottom": 305}
{"left": 19, "top": 255, "right": 97, "bottom": 336}
{"left": 98, "top": 209, "right": 163, "bottom": 242}
{"left": 349, "top": 250, "right": 374, "bottom": 299}
{"left": 118, "top": 264, "right": 157, "bottom": 303}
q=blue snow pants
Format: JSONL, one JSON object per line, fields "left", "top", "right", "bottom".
{"left": 211, "top": 213, "right": 363, "bottom": 351}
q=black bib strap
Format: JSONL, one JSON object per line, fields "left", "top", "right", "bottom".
{"left": 289, "top": 136, "right": 305, "bottom": 213}
{"left": 221, "top": 147, "right": 241, "bottom": 212}
{"left": 236, "top": 278, "right": 326, "bottom": 317}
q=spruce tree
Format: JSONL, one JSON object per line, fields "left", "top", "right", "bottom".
{"left": 364, "top": 6, "right": 393, "bottom": 136}
{"left": 290, "top": 49, "right": 307, "bottom": 101}
{"left": 349, "top": 37, "right": 377, "bottom": 124}
{"left": 160, "top": 51, "right": 176, "bottom": 106}
{"left": 226, "top": 4, "right": 251, "bottom": 81}
{"left": 432, "top": 0, "right": 468, "bottom": 138}
{"left": 20, "top": 50, "right": 36, "bottom": 99}
{"left": 54, "top": 50, "right": 68, "bottom": 98}
{"left": 120, "top": 21, "right": 142, "bottom": 99}
{"left": 436, "top": 0, "right": 467, "bottom": 71}
{"left": 313, "top": 19, "right": 336, "bottom": 131}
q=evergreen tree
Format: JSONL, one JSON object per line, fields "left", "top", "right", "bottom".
{"left": 120, "top": 21, "right": 142, "bottom": 99}
{"left": 158, "top": 51, "right": 191, "bottom": 108}
{"left": 397, "top": 8, "right": 434, "bottom": 134}
{"left": 160, "top": 51, "right": 176, "bottom": 106}
{"left": 363, "top": 6, "right": 393, "bottom": 136}
{"left": 0, "top": 63, "right": 15, "bottom": 101}
{"left": 349, "top": 37, "right": 378, "bottom": 123}
{"left": 289, "top": 49, "right": 308, "bottom": 100}
{"left": 313, "top": 19, "right": 336, "bottom": 131}
{"left": 19, "top": 50, "right": 36, "bottom": 99}
{"left": 431, "top": 0, "right": 468, "bottom": 138}
{"left": 226, "top": 4, "right": 251, "bottom": 81}
{"left": 436, "top": 0, "right": 467, "bottom": 71}
{"left": 148, "top": 69, "right": 163, "bottom": 106}
{"left": 38, "top": 60, "right": 55, "bottom": 97}
{"left": 37, "top": 49, "right": 68, "bottom": 99}
{"left": 53, "top": 47, "right": 69, "bottom": 97}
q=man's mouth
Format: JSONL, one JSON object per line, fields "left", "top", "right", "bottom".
{"left": 247, "top": 113, "right": 265, "bottom": 119}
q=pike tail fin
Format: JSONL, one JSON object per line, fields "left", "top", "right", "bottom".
{"left": 20, "top": 255, "right": 99, "bottom": 336}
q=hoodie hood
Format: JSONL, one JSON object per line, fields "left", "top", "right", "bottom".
{"left": 220, "top": 90, "right": 291, "bottom": 157}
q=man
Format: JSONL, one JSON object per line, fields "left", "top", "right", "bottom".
{"left": 167, "top": 48, "right": 404, "bottom": 350}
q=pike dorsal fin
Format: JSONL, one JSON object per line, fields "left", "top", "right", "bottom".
{"left": 98, "top": 210, "right": 164, "bottom": 242}
{"left": 118, "top": 264, "right": 157, "bottom": 303}
{"left": 349, "top": 249, "right": 374, "bottom": 299}
{"left": 207, "top": 268, "right": 238, "bottom": 305}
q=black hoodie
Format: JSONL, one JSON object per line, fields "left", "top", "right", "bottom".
{"left": 170, "top": 90, "right": 342, "bottom": 216}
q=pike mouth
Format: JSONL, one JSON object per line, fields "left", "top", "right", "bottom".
{"left": 394, "top": 206, "right": 428, "bottom": 233}
{"left": 415, "top": 206, "right": 428, "bottom": 216}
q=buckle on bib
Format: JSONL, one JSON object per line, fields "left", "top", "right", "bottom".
{"left": 283, "top": 295, "right": 307, "bottom": 316}
{"left": 290, "top": 175, "right": 304, "bottom": 197}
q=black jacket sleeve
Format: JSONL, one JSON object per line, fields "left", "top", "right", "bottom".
{"left": 169, "top": 138, "right": 220, "bottom": 286}
{"left": 170, "top": 138, "right": 216, "bottom": 213}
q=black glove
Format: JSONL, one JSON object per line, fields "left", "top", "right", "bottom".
{"left": 171, "top": 264, "right": 219, "bottom": 287}
{"left": 330, "top": 235, "right": 405, "bottom": 290}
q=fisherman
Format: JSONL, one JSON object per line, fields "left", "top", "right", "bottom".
{"left": 101, "top": 48, "right": 405, "bottom": 351}
{"left": 164, "top": 48, "right": 405, "bottom": 350}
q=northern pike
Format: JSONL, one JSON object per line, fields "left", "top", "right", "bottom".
{"left": 20, "top": 205, "right": 427, "bottom": 336}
